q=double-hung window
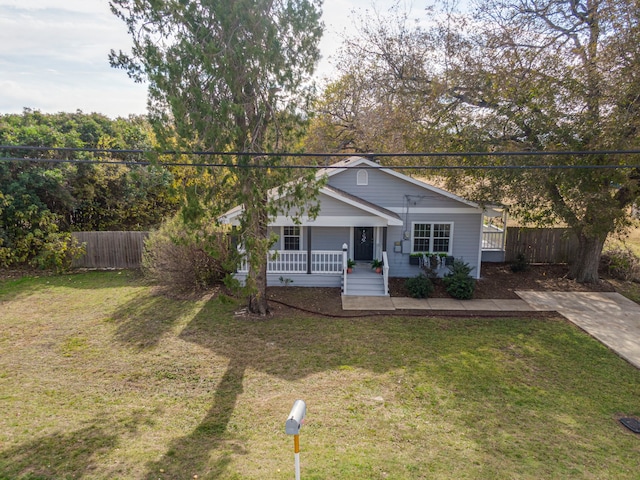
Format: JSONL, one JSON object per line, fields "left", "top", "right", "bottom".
{"left": 412, "top": 222, "right": 452, "bottom": 254}
{"left": 282, "top": 226, "right": 301, "bottom": 251}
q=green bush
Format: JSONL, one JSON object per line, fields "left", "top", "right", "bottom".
{"left": 602, "top": 247, "right": 640, "bottom": 282}
{"left": 0, "top": 205, "right": 84, "bottom": 272}
{"left": 33, "top": 231, "right": 85, "bottom": 273}
{"left": 510, "top": 253, "right": 530, "bottom": 272}
{"left": 405, "top": 274, "right": 434, "bottom": 298}
{"left": 442, "top": 259, "right": 475, "bottom": 299}
{"left": 142, "top": 215, "right": 233, "bottom": 292}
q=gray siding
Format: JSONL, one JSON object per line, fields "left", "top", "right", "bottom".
{"left": 309, "top": 227, "right": 350, "bottom": 250}
{"left": 269, "top": 226, "right": 350, "bottom": 251}
{"left": 328, "top": 168, "right": 468, "bottom": 209}
{"left": 317, "top": 194, "right": 369, "bottom": 217}
{"left": 278, "top": 192, "right": 369, "bottom": 217}
{"left": 385, "top": 213, "right": 483, "bottom": 279}
{"left": 482, "top": 250, "right": 506, "bottom": 262}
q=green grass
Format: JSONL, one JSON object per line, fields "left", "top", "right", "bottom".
{"left": 1, "top": 271, "right": 640, "bottom": 479}
{"left": 605, "top": 222, "right": 640, "bottom": 302}
{"left": 608, "top": 221, "right": 640, "bottom": 256}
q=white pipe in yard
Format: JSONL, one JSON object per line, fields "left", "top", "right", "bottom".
{"left": 294, "top": 434, "right": 301, "bottom": 480}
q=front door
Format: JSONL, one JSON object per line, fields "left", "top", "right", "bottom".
{"left": 354, "top": 227, "right": 374, "bottom": 261}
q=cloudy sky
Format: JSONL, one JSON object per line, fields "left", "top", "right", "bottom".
{"left": 0, "top": 0, "right": 409, "bottom": 118}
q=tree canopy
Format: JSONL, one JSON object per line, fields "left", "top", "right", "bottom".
{"left": 0, "top": 110, "right": 180, "bottom": 268}
{"left": 110, "top": 0, "right": 325, "bottom": 314}
{"left": 308, "top": 0, "right": 640, "bottom": 282}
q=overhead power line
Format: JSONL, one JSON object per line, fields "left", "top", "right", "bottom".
{"left": 2, "top": 156, "right": 640, "bottom": 170}
{"left": 2, "top": 144, "right": 640, "bottom": 158}
{"left": 1, "top": 145, "right": 639, "bottom": 170}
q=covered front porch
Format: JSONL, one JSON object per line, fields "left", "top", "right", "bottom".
{"left": 237, "top": 247, "right": 390, "bottom": 296}
{"left": 224, "top": 184, "right": 402, "bottom": 295}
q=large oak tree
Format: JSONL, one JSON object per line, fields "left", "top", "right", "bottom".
{"left": 310, "top": 0, "right": 640, "bottom": 282}
{"left": 450, "top": 0, "right": 640, "bottom": 282}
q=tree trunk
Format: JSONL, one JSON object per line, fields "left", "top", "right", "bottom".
{"left": 568, "top": 233, "right": 606, "bottom": 283}
{"left": 244, "top": 184, "right": 270, "bottom": 316}
{"left": 247, "top": 261, "right": 269, "bottom": 315}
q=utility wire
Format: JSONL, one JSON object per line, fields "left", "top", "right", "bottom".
{"left": 1, "top": 145, "right": 640, "bottom": 169}
{"left": 2, "top": 144, "right": 640, "bottom": 158}
{"left": 1, "top": 156, "right": 640, "bottom": 170}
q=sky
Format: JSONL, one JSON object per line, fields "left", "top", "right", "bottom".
{"left": 0, "top": 0, "right": 411, "bottom": 118}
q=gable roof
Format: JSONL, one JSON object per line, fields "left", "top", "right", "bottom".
{"left": 221, "top": 183, "right": 404, "bottom": 226}
{"left": 219, "top": 156, "right": 481, "bottom": 224}
{"left": 319, "top": 156, "right": 481, "bottom": 209}
{"left": 311, "top": 185, "right": 403, "bottom": 226}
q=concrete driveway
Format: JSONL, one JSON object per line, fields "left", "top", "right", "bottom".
{"left": 516, "top": 291, "right": 640, "bottom": 369}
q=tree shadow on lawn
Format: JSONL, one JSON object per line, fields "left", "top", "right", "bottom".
{"left": 143, "top": 356, "right": 248, "bottom": 480}
{"left": 110, "top": 290, "right": 206, "bottom": 349}
{"left": 0, "top": 411, "right": 152, "bottom": 479}
{"left": 107, "top": 290, "right": 640, "bottom": 478}
{"left": 141, "top": 297, "right": 456, "bottom": 477}
{"left": 108, "top": 291, "right": 250, "bottom": 478}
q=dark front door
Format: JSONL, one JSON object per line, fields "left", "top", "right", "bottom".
{"left": 354, "top": 227, "right": 374, "bottom": 261}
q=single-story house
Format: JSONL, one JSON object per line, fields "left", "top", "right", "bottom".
{"left": 221, "top": 156, "right": 506, "bottom": 296}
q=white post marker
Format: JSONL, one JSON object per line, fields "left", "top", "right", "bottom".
{"left": 285, "top": 399, "right": 306, "bottom": 480}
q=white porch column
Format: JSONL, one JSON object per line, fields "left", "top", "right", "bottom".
{"left": 306, "top": 226, "right": 312, "bottom": 274}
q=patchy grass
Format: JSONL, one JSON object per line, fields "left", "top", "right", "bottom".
{"left": 605, "top": 222, "right": 640, "bottom": 302}
{"left": 608, "top": 221, "right": 640, "bottom": 256}
{"left": 1, "top": 271, "right": 640, "bottom": 479}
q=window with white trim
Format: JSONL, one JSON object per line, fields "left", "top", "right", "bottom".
{"left": 282, "top": 226, "right": 301, "bottom": 250}
{"left": 357, "top": 169, "right": 368, "bottom": 185}
{"left": 412, "top": 222, "right": 452, "bottom": 254}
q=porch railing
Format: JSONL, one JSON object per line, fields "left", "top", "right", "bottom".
{"left": 482, "top": 225, "right": 506, "bottom": 250}
{"left": 268, "top": 251, "right": 307, "bottom": 273}
{"left": 238, "top": 250, "right": 343, "bottom": 274}
{"left": 311, "top": 251, "right": 344, "bottom": 273}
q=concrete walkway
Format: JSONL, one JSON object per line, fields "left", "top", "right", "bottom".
{"left": 341, "top": 296, "right": 545, "bottom": 312}
{"left": 341, "top": 291, "right": 640, "bottom": 369}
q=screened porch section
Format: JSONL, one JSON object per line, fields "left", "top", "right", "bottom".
{"left": 482, "top": 206, "right": 507, "bottom": 251}
{"left": 482, "top": 224, "right": 506, "bottom": 250}
{"left": 481, "top": 206, "right": 507, "bottom": 262}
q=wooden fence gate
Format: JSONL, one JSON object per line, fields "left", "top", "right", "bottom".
{"left": 71, "top": 231, "right": 149, "bottom": 269}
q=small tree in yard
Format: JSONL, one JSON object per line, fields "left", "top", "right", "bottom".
{"left": 110, "top": 0, "right": 324, "bottom": 314}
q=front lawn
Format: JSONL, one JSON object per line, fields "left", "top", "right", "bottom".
{"left": 1, "top": 271, "right": 639, "bottom": 479}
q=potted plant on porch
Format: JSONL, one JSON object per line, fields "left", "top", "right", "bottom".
{"left": 371, "top": 258, "right": 383, "bottom": 274}
{"left": 347, "top": 258, "right": 356, "bottom": 273}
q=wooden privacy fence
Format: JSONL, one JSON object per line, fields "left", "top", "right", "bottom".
{"left": 71, "top": 231, "right": 149, "bottom": 269}
{"left": 505, "top": 227, "right": 578, "bottom": 264}
{"left": 71, "top": 228, "right": 578, "bottom": 269}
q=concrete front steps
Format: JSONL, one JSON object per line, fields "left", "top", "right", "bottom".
{"left": 343, "top": 268, "right": 387, "bottom": 296}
